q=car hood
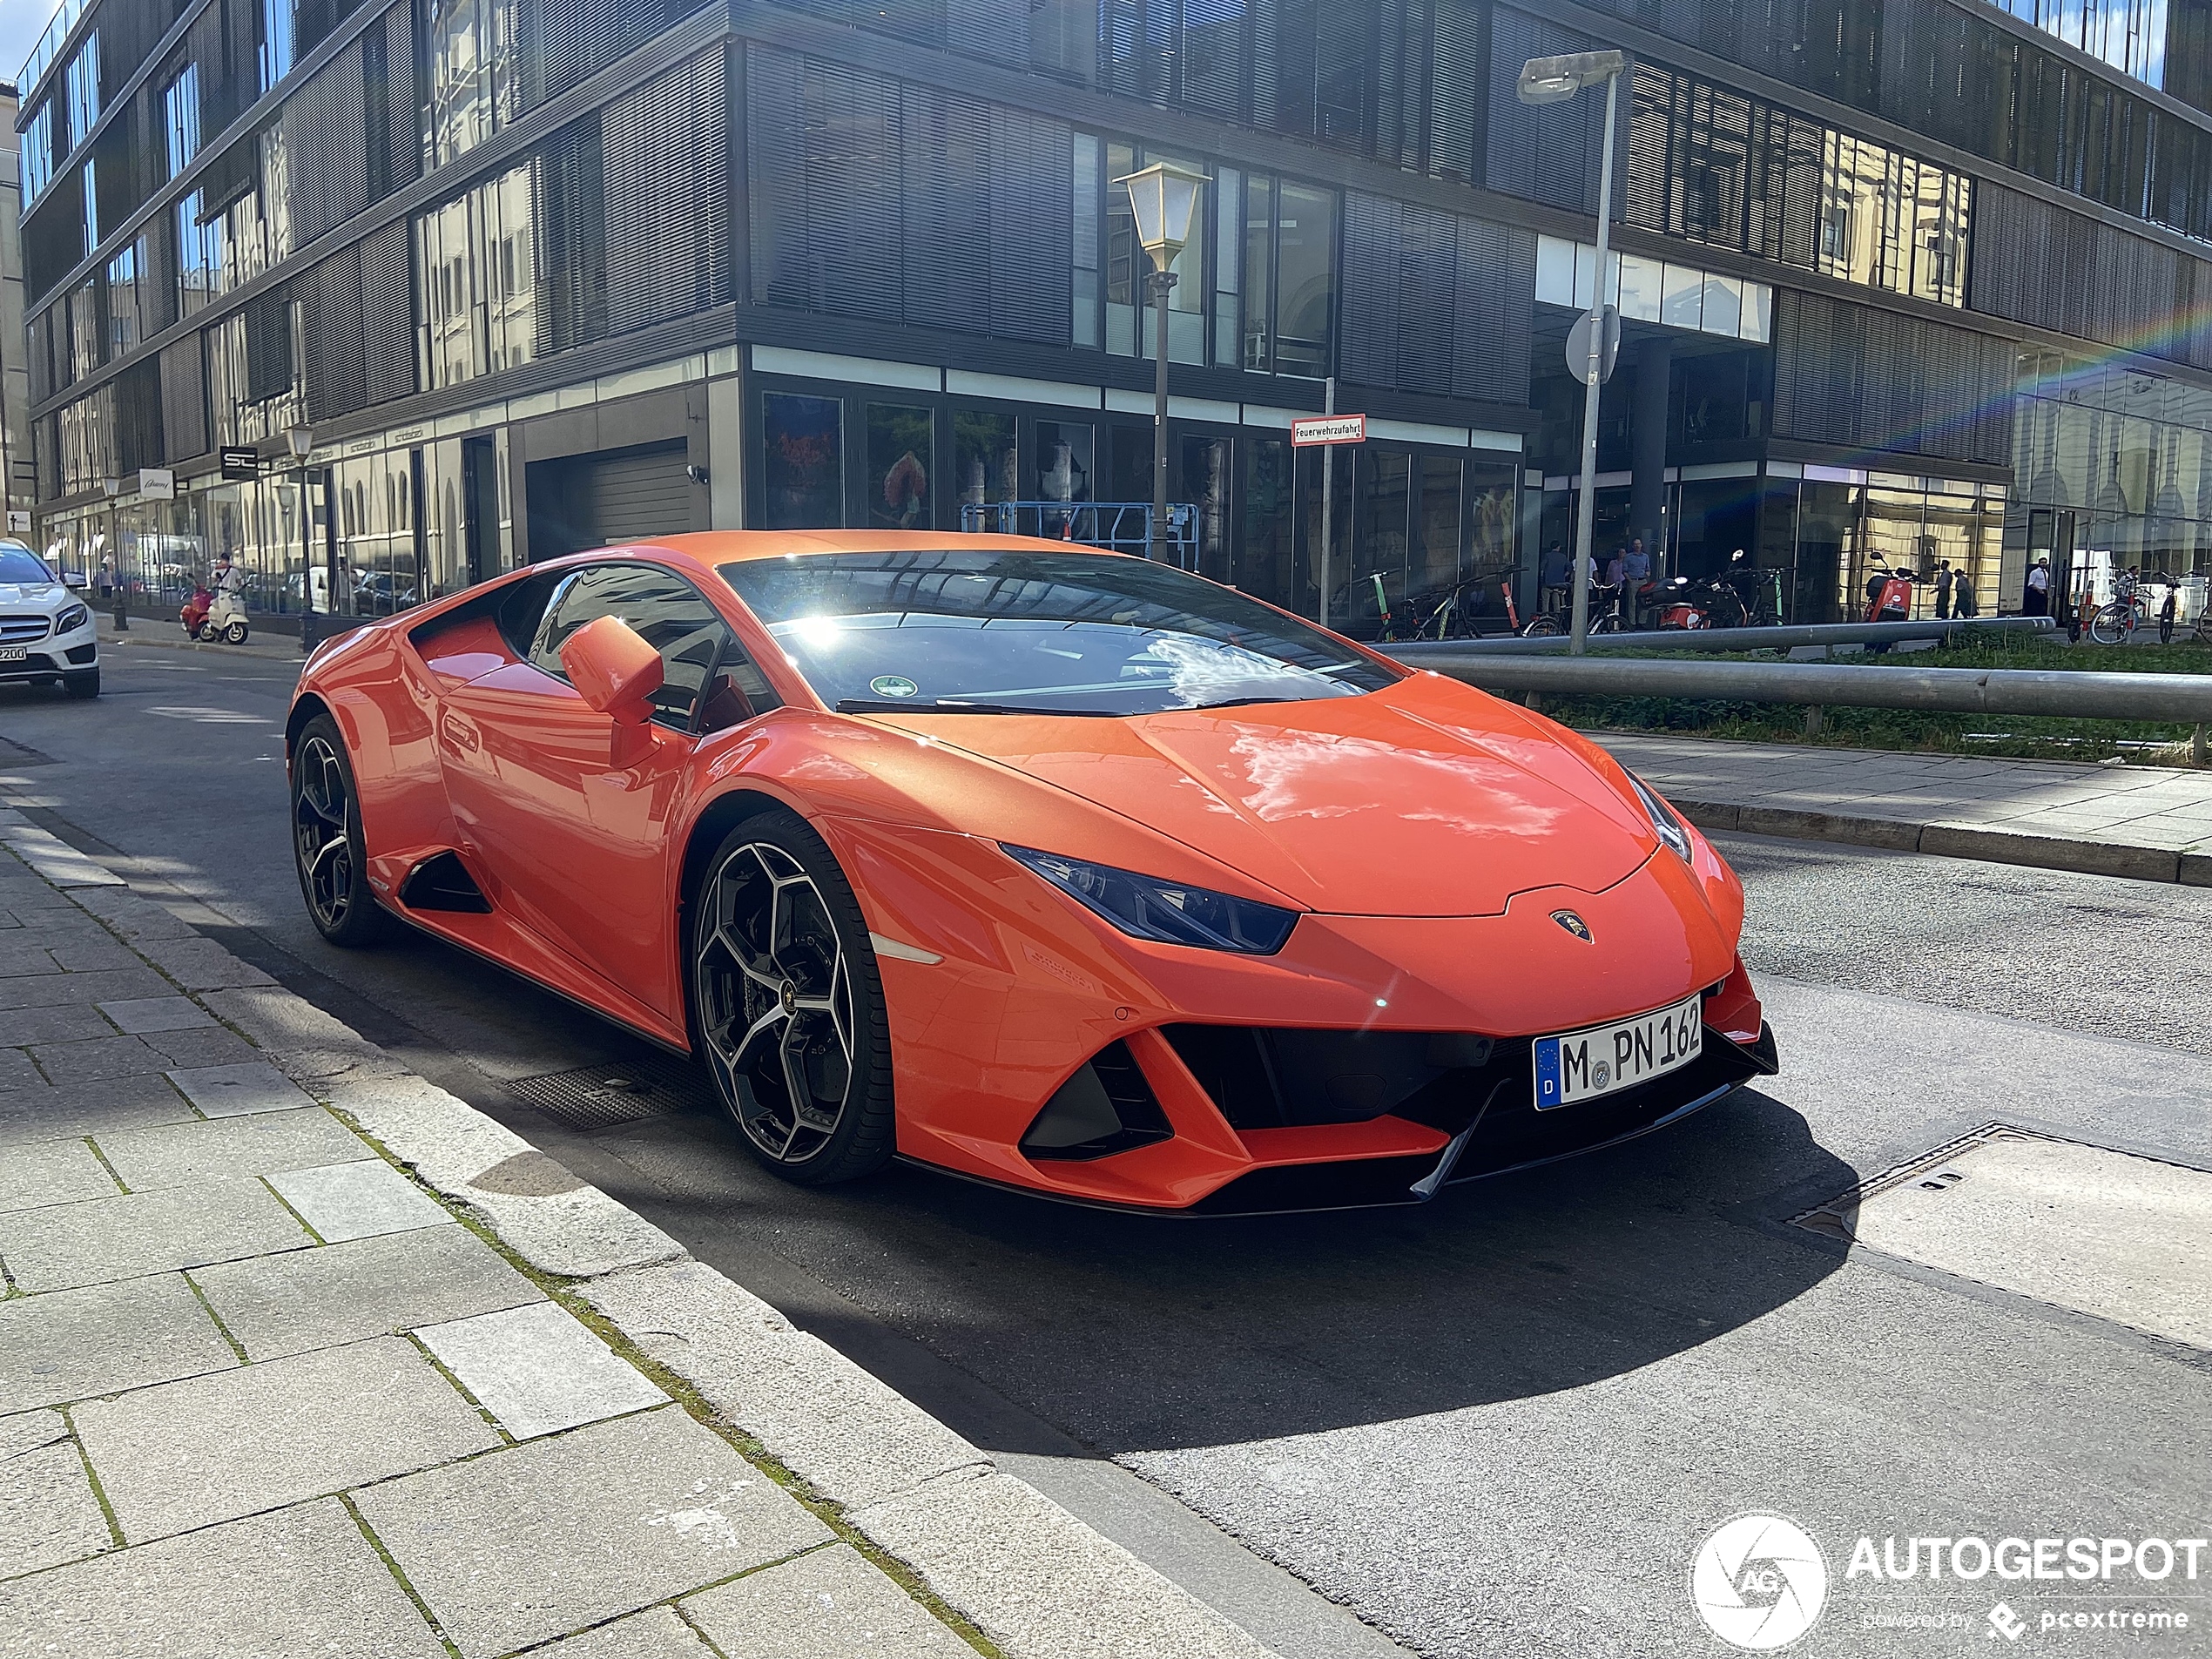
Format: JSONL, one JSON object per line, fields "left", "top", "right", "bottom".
{"left": 869, "top": 675, "right": 1661, "bottom": 917}
{"left": 0, "top": 583, "right": 69, "bottom": 607}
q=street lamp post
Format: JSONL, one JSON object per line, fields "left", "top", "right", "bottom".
{"left": 287, "top": 428, "right": 314, "bottom": 652}
{"left": 1116, "top": 162, "right": 1207, "bottom": 565}
{"left": 1520, "top": 50, "right": 1627, "bottom": 657}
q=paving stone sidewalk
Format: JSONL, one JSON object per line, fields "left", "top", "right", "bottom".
{"left": 1595, "top": 732, "right": 2212, "bottom": 885}
{"left": 0, "top": 819, "right": 1275, "bottom": 1659}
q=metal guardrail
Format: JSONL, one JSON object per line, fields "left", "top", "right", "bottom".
{"left": 1383, "top": 649, "right": 2212, "bottom": 724}
{"left": 1387, "top": 617, "right": 2054, "bottom": 655}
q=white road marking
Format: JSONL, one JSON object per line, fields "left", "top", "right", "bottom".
{"left": 145, "top": 705, "right": 274, "bottom": 724}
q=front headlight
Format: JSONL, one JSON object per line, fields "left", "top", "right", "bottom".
{"left": 1626, "top": 772, "right": 1693, "bottom": 862}
{"left": 1002, "top": 845, "right": 1298, "bottom": 954}
{"left": 56, "top": 604, "right": 91, "bottom": 634}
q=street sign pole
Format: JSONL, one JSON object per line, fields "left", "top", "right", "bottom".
{"left": 1319, "top": 378, "right": 1335, "bottom": 631}
{"left": 1570, "top": 69, "right": 1622, "bottom": 658}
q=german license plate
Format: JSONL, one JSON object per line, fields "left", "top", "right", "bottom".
{"left": 0, "top": 647, "right": 25, "bottom": 663}
{"left": 1534, "top": 995, "right": 1703, "bottom": 1110}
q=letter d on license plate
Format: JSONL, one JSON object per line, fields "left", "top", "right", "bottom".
{"left": 1534, "top": 995, "right": 1703, "bottom": 1109}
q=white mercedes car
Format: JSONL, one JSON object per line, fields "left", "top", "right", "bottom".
{"left": 0, "top": 541, "right": 99, "bottom": 699}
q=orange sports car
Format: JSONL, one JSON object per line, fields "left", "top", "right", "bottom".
{"left": 287, "top": 532, "right": 1776, "bottom": 1213}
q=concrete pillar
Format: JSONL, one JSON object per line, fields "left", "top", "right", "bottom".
{"left": 1631, "top": 336, "right": 1672, "bottom": 570}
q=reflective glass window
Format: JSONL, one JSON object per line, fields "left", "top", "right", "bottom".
{"left": 761, "top": 394, "right": 843, "bottom": 529}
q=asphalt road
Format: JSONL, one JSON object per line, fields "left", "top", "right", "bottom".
{"left": 5, "top": 642, "right": 2208, "bottom": 1659}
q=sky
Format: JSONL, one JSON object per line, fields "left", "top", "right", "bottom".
{"left": 0, "top": 0, "right": 59, "bottom": 89}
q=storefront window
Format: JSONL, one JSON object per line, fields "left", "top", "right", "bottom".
{"left": 952, "top": 411, "right": 1017, "bottom": 510}
{"left": 1036, "top": 422, "right": 1095, "bottom": 524}
{"left": 763, "top": 394, "right": 843, "bottom": 529}
{"left": 1415, "top": 455, "right": 1463, "bottom": 595}
{"left": 1182, "top": 435, "right": 1231, "bottom": 582}
{"left": 1238, "top": 437, "right": 1295, "bottom": 609}
{"left": 867, "top": 404, "right": 933, "bottom": 531}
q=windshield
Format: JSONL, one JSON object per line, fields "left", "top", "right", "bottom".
{"left": 718, "top": 550, "right": 1399, "bottom": 717}
{"left": 0, "top": 545, "right": 54, "bottom": 585}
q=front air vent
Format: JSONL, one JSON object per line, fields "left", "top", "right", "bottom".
{"left": 1020, "top": 1042, "right": 1173, "bottom": 1162}
{"left": 398, "top": 851, "right": 493, "bottom": 914}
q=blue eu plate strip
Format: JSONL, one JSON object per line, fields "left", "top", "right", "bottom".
{"left": 1534, "top": 1037, "right": 1562, "bottom": 1109}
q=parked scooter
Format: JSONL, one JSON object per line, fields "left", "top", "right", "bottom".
{"left": 179, "top": 583, "right": 251, "bottom": 645}
{"left": 1648, "top": 574, "right": 1740, "bottom": 631}
{"left": 1862, "top": 562, "right": 1917, "bottom": 654}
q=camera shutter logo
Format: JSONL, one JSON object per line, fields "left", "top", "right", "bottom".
{"left": 1689, "top": 1514, "right": 1829, "bottom": 1650}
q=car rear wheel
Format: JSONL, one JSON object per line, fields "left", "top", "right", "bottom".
{"left": 691, "top": 810, "right": 894, "bottom": 1185}
{"left": 291, "top": 715, "right": 391, "bottom": 947}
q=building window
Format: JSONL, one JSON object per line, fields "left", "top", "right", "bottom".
{"left": 22, "top": 104, "right": 55, "bottom": 205}
{"left": 163, "top": 67, "right": 201, "bottom": 179}
{"left": 176, "top": 192, "right": 210, "bottom": 316}
{"left": 67, "top": 279, "right": 101, "bottom": 384}
{"left": 261, "top": 0, "right": 293, "bottom": 91}
{"left": 953, "top": 410, "right": 1017, "bottom": 510}
{"left": 64, "top": 36, "right": 99, "bottom": 150}
{"left": 106, "top": 240, "right": 144, "bottom": 358}
{"left": 1988, "top": 0, "right": 2173, "bottom": 90}
{"left": 413, "top": 163, "right": 536, "bottom": 390}
{"left": 866, "top": 405, "right": 934, "bottom": 529}
{"left": 1072, "top": 133, "right": 1101, "bottom": 349}
{"left": 423, "top": 0, "right": 522, "bottom": 168}
{"left": 1097, "top": 141, "right": 1211, "bottom": 366}
{"left": 1238, "top": 174, "right": 1341, "bottom": 377}
{"left": 762, "top": 394, "right": 843, "bottom": 529}
{"left": 80, "top": 157, "right": 99, "bottom": 256}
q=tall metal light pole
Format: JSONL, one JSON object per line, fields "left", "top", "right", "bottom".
{"left": 1520, "top": 50, "right": 1627, "bottom": 656}
{"left": 1117, "top": 162, "right": 1207, "bottom": 564}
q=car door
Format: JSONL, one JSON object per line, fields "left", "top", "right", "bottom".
{"left": 437, "top": 562, "right": 777, "bottom": 1023}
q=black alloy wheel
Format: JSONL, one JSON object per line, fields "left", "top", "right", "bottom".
{"left": 692, "top": 809, "right": 894, "bottom": 1185}
{"left": 291, "top": 715, "right": 391, "bottom": 947}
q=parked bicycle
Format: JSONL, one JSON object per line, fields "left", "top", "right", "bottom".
{"left": 1374, "top": 574, "right": 1562, "bottom": 640}
{"left": 2086, "top": 586, "right": 2155, "bottom": 645}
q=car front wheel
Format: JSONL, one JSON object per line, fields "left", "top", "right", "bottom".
{"left": 691, "top": 809, "right": 895, "bottom": 1186}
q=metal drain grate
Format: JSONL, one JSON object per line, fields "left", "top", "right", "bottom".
{"left": 503, "top": 1054, "right": 715, "bottom": 1130}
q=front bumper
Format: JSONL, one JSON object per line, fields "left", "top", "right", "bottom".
{"left": 0, "top": 639, "right": 98, "bottom": 682}
{"left": 1179, "top": 1019, "right": 1779, "bottom": 1215}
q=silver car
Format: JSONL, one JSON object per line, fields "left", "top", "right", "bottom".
{"left": 0, "top": 541, "right": 99, "bottom": 699}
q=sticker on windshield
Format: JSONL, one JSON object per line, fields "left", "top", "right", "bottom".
{"left": 869, "top": 675, "right": 919, "bottom": 699}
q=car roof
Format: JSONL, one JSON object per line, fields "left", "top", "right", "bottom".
{"left": 637, "top": 531, "right": 1142, "bottom": 565}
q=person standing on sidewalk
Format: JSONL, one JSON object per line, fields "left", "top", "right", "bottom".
{"left": 1934, "top": 560, "right": 1955, "bottom": 620}
{"left": 1622, "top": 538, "right": 1652, "bottom": 629}
{"left": 2025, "top": 557, "right": 2051, "bottom": 616}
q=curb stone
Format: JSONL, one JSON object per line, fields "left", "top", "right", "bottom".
{"left": 9, "top": 851, "right": 1285, "bottom": 1659}
{"left": 1671, "top": 796, "right": 2200, "bottom": 884}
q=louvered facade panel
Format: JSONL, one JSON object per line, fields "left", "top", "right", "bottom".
{"left": 1338, "top": 194, "right": 1402, "bottom": 390}
{"left": 159, "top": 336, "right": 208, "bottom": 462}
{"left": 900, "top": 85, "right": 993, "bottom": 336}
{"left": 297, "top": 247, "right": 367, "bottom": 422}
{"left": 1397, "top": 204, "right": 1458, "bottom": 398}
{"left": 359, "top": 222, "right": 415, "bottom": 406}
{"left": 601, "top": 51, "right": 732, "bottom": 337}
{"left": 985, "top": 107, "right": 1074, "bottom": 345}
{"left": 115, "top": 361, "right": 165, "bottom": 475}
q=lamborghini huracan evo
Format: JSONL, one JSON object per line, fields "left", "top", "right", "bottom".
{"left": 287, "top": 532, "right": 1777, "bottom": 1213}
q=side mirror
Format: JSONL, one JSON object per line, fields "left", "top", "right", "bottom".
{"left": 560, "top": 616, "right": 664, "bottom": 725}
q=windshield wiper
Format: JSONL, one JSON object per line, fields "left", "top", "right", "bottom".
{"left": 1177, "top": 695, "right": 1302, "bottom": 711}
{"left": 834, "top": 698, "right": 1124, "bottom": 718}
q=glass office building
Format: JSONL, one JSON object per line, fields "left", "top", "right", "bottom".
{"left": 16, "top": 0, "right": 2212, "bottom": 633}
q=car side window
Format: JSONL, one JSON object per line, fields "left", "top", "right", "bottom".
{"left": 529, "top": 564, "right": 779, "bottom": 733}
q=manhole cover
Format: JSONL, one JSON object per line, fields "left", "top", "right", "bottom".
{"left": 1795, "top": 1124, "right": 2212, "bottom": 1352}
{"left": 503, "top": 1054, "right": 714, "bottom": 1130}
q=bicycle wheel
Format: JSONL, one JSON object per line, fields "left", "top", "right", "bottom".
{"left": 2087, "top": 604, "right": 2133, "bottom": 645}
{"left": 1520, "top": 615, "right": 1562, "bottom": 637}
{"left": 1590, "top": 615, "right": 1624, "bottom": 635}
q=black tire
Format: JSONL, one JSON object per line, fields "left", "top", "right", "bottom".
{"left": 1520, "top": 615, "right": 1562, "bottom": 637}
{"left": 290, "top": 714, "right": 392, "bottom": 947}
{"left": 691, "top": 809, "right": 894, "bottom": 1186}
{"left": 63, "top": 669, "right": 98, "bottom": 700}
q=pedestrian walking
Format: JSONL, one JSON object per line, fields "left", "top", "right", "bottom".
{"left": 1934, "top": 560, "right": 1954, "bottom": 620}
{"left": 2024, "top": 557, "right": 2051, "bottom": 616}
{"left": 1952, "top": 568, "right": 1979, "bottom": 618}
{"left": 94, "top": 556, "right": 115, "bottom": 601}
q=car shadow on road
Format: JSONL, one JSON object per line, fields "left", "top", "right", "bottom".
{"left": 593, "top": 1081, "right": 1857, "bottom": 1457}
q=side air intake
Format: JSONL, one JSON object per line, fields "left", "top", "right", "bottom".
{"left": 1019, "top": 1042, "right": 1173, "bottom": 1161}
{"left": 398, "top": 851, "right": 492, "bottom": 914}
